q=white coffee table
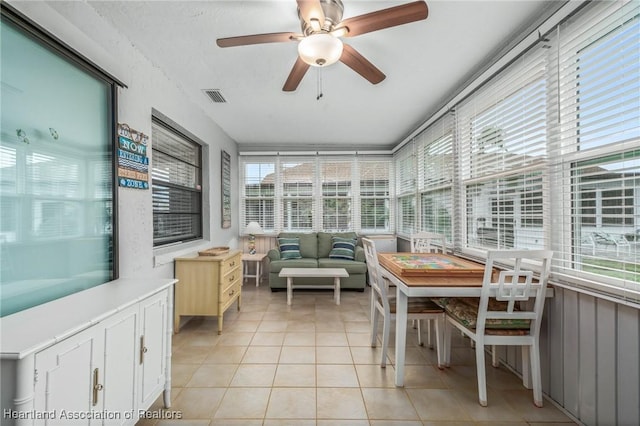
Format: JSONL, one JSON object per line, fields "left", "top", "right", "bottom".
{"left": 278, "top": 267, "right": 349, "bottom": 306}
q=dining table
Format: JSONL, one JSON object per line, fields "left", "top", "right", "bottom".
{"left": 378, "top": 252, "right": 553, "bottom": 388}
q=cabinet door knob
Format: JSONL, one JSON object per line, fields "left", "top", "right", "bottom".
{"left": 140, "top": 336, "right": 148, "bottom": 364}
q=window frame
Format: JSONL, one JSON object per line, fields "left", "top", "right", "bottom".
{"left": 151, "top": 116, "right": 203, "bottom": 247}
{"left": 0, "top": 3, "right": 121, "bottom": 316}
{"left": 239, "top": 154, "right": 393, "bottom": 235}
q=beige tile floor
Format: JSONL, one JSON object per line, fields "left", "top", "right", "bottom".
{"left": 138, "top": 282, "right": 577, "bottom": 426}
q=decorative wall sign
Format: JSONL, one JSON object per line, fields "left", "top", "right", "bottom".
{"left": 221, "top": 150, "right": 231, "bottom": 228}
{"left": 117, "top": 123, "right": 149, "bottom": 189}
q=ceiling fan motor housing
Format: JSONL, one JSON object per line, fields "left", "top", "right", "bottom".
{"left": 299, "top": 0, "right": 344, "bottom": 35}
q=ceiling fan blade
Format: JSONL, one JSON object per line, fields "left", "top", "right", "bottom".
{"left": 283, "top": 57, "right": 311, "bottom": 92}
{"left": 216, "top": 32, "right": 297, "bottom": 48}
{"left": 297, "top": 0, "right": 325, "bottom": 28}
{"left": 340, "top": 43, "right": 385, "bottom": 85}
{"left": 338, "top": 1, "right": 428, "bottom": 38}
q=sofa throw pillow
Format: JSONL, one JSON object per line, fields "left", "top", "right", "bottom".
{"left": 278, "top": 237, "right": 302, "bottom": 260}
{"left": 329, "top": 236, "right": 357, "bottom": 260}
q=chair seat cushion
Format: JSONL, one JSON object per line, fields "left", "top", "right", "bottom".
{"left": 436, "top": 297, "right": 531, "bottom": 330}
{"left": 318, "top": 257, "right": 367, "bottom": 274}
{"left": 389, "top": 297, "right": 444, "bottom": 314}
{"left": 270, "top": 258, "right": 319, "bottom": 273}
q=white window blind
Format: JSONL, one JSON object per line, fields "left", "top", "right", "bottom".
{"left": 547, "top": 0, "right": 640, "bottom": 300}
{"left": 239, "top": 154, "right": 393, "bottom": 234}
{"left": 359, "top": 157, "right": 393, "bottom": 233}
{"left": 240, "top": 158, "right": 275, "bottom": 232}
{"left": 280, "top": 157, "right": 315, "bottom": 232}
{"left": 417, "top": 114, "right": 454, "bottom": 241}
{"left": 395, "top": 141, "right": 416, "bottom": 235}
{"left": 458, "top": 42, "right": 549, "bottom": 251}
{"left": 151, "top": 118, "right": 202, "bottom": 246}
{"left": 319, "top": 156, "right": 354, "bottom": 232}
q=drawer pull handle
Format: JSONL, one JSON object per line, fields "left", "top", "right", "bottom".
{"left": 229, "top": 289, "right": 235, "bottom": 296}
{"left": 229, "top": 261, "right": 235, "bottom": 267}
{"left": 92, "top": 368, "right": 103, "bottom": 406}
{"left": 140, "top": 336, "right": 148, "bottom": 364}
{"left": 229, "top": 276, "right": 235, "bottom": 282}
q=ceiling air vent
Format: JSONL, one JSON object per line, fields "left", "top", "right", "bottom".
{"left": 203, "top": 89, "right": 227, "bottom": 104}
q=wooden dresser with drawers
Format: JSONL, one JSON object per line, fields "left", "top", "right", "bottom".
{"left": 174, "top": 249, "right": 242, "bottom": 334}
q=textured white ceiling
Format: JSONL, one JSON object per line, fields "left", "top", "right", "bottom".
{"left": 76, "top": 1, "right": 560, "bottom": 151}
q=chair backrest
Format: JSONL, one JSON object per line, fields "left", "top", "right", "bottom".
{"left": 362, "top": 237, "right": 390, "bottom": 311}
{"left": 477, "top": 249, "right": 553, "bottom": 336}
{"left": 410, "top": 232, "right": 446, "bottom": 254}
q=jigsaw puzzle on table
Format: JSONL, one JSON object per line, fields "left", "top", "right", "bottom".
{"left": 378, "top": 253, "right": 485, "bottom": 277}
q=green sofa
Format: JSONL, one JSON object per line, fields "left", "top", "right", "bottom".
{"left": 267, "top": 232, "right": 367, "bottom": 291}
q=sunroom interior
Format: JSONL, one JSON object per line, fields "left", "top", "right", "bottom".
{"left": 1, "top": 1, "right": 639, "bottom": 425}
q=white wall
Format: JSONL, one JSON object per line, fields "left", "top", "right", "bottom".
{"left": 7, "top": 1, "right": 240, "bottom": 280}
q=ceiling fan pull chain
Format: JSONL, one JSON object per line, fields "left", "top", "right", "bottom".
{"left": 316, "top": 68, "right": 323, "bottom": 101}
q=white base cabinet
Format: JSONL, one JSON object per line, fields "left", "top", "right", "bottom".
{"left": 0, "top": 278, "right": 176, "bottom": 426}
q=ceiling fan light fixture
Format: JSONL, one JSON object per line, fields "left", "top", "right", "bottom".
{"left": 298, "top": 33, "right": 343, "bottom": 67}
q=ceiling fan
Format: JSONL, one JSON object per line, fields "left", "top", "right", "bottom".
{"left": 216, "top": 0, "right": 429, "bottom": 92}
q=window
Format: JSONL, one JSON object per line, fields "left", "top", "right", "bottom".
{"left": 280, "top": 158, "right": 315, "bottom": 231}
{"left": 382, "top": 0, "right": 639, "bottom": 301}
{"left": 359, "top": 159, "right": 392, "bottom": 233}
{"left": 421, "top": 189, "right": 453, "bottom": 238}
{"left": 458, "top": 42, "right": 548, "bottom": 252}
{"left": 395, "top": 142, "right": 417, "bottom": 235}
{"left": 0, "top": 8, "right": 118, "bottom": 316}
{"left": 320, "top": 158, "right": 353, "bottom": 231}
{"left": 548, "top": 0, "right": 640, "bottom": 298}
{"left": 417, "top": 114, "right": 454, "bottom": 241}
{"left": 241, "top": 159, "right": 275, "bottom": 231}
{"left": 151, "top": 118, "right": 202, "bottom": 246}
{"left": 239, "top": 154, "right": 393, "bottom": 234}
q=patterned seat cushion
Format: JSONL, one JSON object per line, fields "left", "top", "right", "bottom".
{"left": 435, "top": 297, "right": 531, "bottom": 330}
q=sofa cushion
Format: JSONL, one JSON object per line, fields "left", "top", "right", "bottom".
{"left": 329, "top": 236, "right": 357, "bottom": 260}
{"left": 278, "top": 232, "right": 317, "bottom": 258}
{"left": 318, "top": 232, "right": 358, "bottom": 258}
{"left": 270, "top": 258, "right": 319, "bottom": 273}
{"left": 318, "top": 258, "right": 367, "bottom": 274}
{"left": 278, "top": 237, "right": 302, "bottom": 260}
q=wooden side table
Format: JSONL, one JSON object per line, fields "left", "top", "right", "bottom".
{"left": 242, "top": 253, "right": 267, "bottom": 286}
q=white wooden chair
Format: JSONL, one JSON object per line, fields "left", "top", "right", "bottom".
{"left": 363, "top": 237, "right": 444, "bottom": 368}
{"left": 409, "top": 232, "right": 446, "bottom": 347}
{"left": 410, "top": 231, "right": 447, "bottom": 254}
{"left": 441, "top": 249, "right": 553, "bottom": 407}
